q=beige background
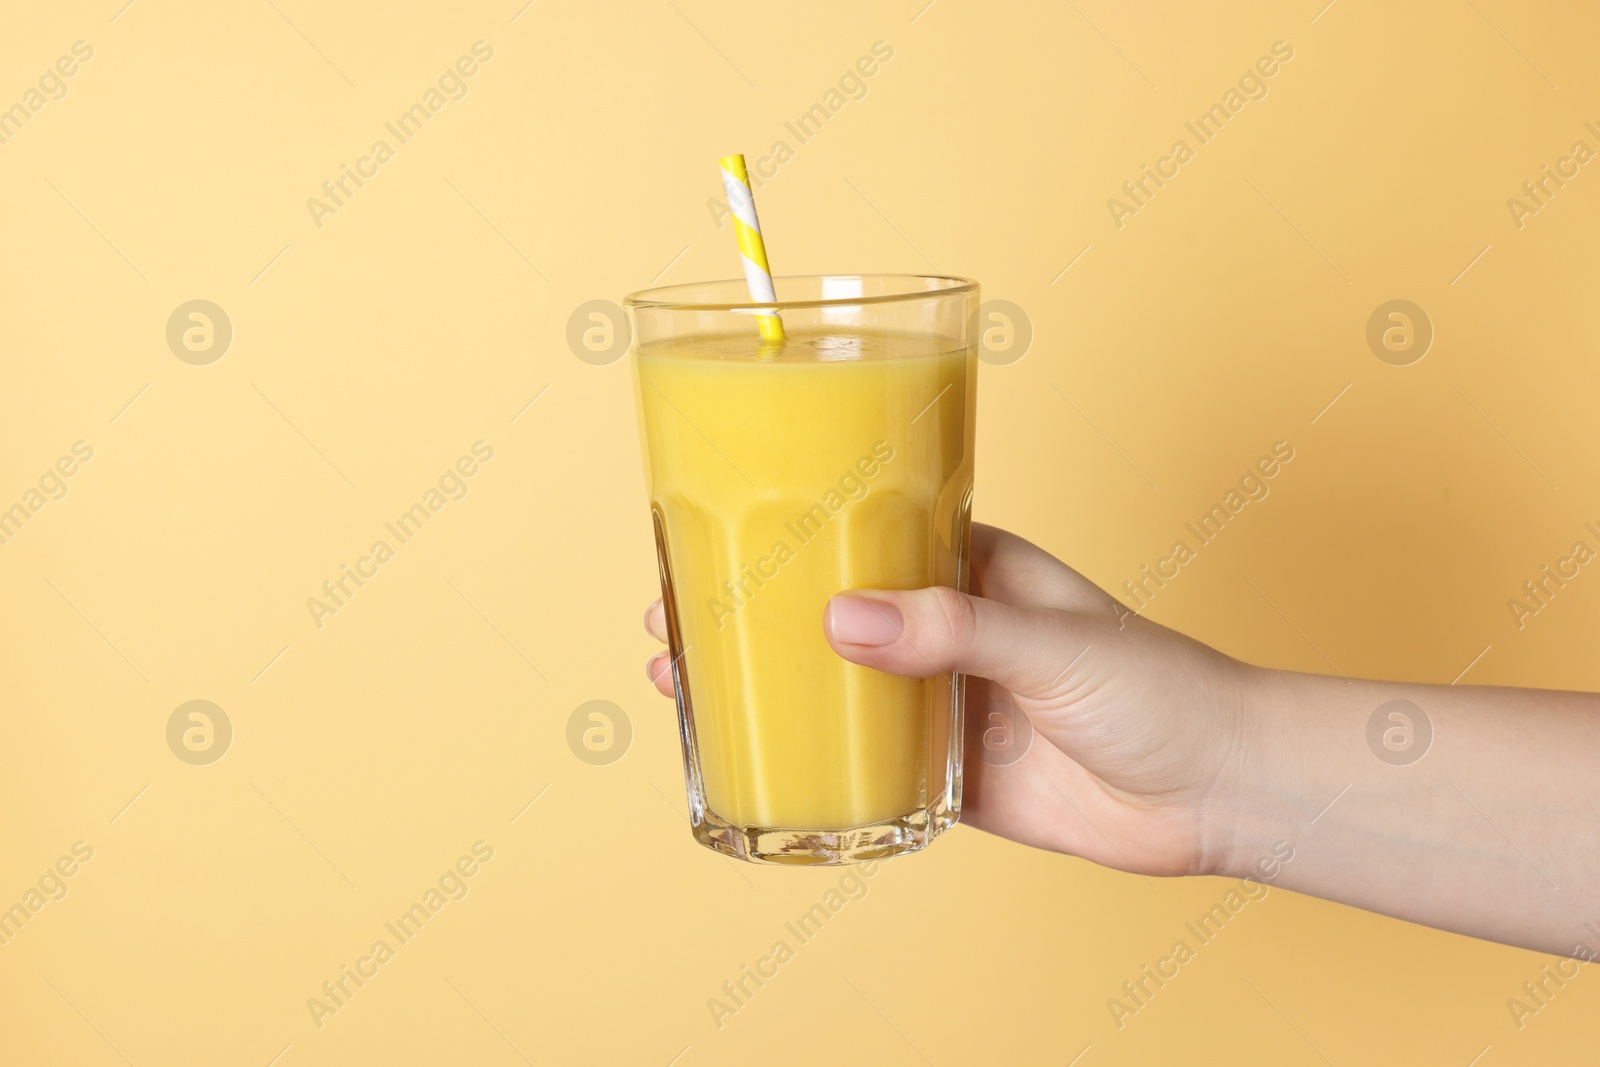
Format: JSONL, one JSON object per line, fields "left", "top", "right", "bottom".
{"left": 2, "top": 0, "right": 1598, "bottom": 1063}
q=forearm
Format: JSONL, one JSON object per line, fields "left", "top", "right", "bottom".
{"left": 1215, "top": 665, "right": 1600, "bottom": 956}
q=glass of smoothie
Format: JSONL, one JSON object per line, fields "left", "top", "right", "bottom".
{"left": 627, "top": 274, "right": 978, "bottom": 865}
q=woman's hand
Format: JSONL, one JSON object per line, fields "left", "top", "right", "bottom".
{"left": 645, "top": 523, "right": 1263, "bottom": 878}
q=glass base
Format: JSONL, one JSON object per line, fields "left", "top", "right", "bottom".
{"left": 690, "top": 799, "right": 959, "bottom": 866}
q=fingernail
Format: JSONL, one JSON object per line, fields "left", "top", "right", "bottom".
{"left": 826, "top": 595, "right": 903, "bottom": 646}
{"left": 646, "top": 653, "right": 667, "bottom": 681}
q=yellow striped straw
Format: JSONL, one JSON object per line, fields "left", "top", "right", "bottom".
{"left": 719, "top": 154, "right": 786, "bottom": 345}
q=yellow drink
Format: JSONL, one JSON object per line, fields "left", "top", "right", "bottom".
{"left": 635, "top": 325, "right": 975, "bottom": 858}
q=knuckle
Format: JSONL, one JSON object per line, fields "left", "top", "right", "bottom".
{"left": 923, "top": 586, "right": 979, "bottom": 649}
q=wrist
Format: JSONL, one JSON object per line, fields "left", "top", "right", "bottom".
{"left": 1198, "top": 660, "right": 1311, "bottom": 880}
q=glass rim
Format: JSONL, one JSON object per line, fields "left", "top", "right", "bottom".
{"left": 623, "top": 273, "right": 978, "bottom": 312}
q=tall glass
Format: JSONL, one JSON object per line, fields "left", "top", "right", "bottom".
{"left": 626, "top": 275, "right": 978, "bottom": 864}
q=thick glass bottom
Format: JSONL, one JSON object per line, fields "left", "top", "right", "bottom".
{"left": 690, "top": 798, "right": 959, "bottom": 866}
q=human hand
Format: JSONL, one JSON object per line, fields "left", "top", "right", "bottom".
{"left": 645, "top": 523, "right": 1263, "bottom": 878}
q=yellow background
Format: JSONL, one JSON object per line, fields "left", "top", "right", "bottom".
{"left": 2, "top": 0, "right": 1597, "bottom": 1063}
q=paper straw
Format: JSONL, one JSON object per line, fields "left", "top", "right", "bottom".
{"left": 718, "top": 154, "right": 786, "bottom": 344}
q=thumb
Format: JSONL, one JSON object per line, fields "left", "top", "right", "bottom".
{"left": 823, "top": 588, "right": 1088, "bottom": 698}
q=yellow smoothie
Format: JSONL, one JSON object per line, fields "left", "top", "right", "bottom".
{"left": 635, "top": 327, "right": 975, "bottom": 831}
